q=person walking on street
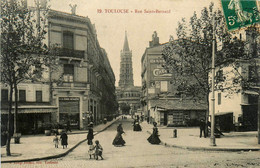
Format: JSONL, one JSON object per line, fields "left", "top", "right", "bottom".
{"left": 60, "top": 131, "right": 68, "bottom": 149}
{"left": 53, "top": 134, "right": 59, "bottom": 148}
{"left": 200, "top": 119, "right": 206, "bottom": 138}
{"left": 66, "top": 120, "right": 72, "bottom": 132}
{"left": 147, "top": 122, "right": 161, "bottom": 144}
{"left": 112, "top": 123, "right": 126, "bottom": 146}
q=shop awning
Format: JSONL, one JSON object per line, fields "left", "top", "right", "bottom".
{"left": 1, "top": 106, "right": 58, "bottom": 114}
{"left": 243, "top": 90, "right": 259, "bottom": 95}
{"left": 215, "top": 112, "right": 233, "bottom": 116}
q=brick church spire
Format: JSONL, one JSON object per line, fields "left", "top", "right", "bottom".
{"left": 119, "top": 31, "right": 134, "bottom": 87}
{"left": 123, "top": 31, "right": 130, "bottom": 51}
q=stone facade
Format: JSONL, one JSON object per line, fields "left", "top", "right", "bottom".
{"left": 0, "top": 8, "right": 117, "bottom": 134}
{"left": 141, "top": 32, "right": 206, "bottom": 126}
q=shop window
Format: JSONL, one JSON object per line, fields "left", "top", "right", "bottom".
{"left": 63, "top": 31, "right": 74, "bottom": 49}
{"left": 19, "top": 90, "right": 26, "bottom": 102}
{"left": 36, "top": 91, "right": 42, "bottom": 102}
{"left": 218, "top": 93, "right": 221, "bottom": 105}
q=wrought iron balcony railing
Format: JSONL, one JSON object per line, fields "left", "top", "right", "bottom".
{"left": 56, "top": 48, "right": 85, "bottom": 59}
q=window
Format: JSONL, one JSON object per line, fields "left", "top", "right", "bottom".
{"left": 160, "top": 81, "right": 168, "bottom": 92}
{"left": 36, "top": 91, "right": 42, "bottom": 102}
{"left": 216, "top": 70, "right": 224, "bottom": 82}
{"left": 1, "top": 89, "right": 8, "bottom": 102}
{"left": 248, "top": 95, "right": 258, "bottom": 104}
{"left": 248, "top": 66, "right": 258, "bottom": 83}
{"left": 19, "top": 90, "right": 26, "bottom": 102}
{"left": 64, "top": 64, "right": 74, "bottom": 82}
{"left": 64, "top": 64, "right": 74, "bottom": 75}
{"left": 63, "top": 31, "right": 74, "bottom": 49}
{"left": 218, "top": 93, "right": 221, "bottom": 105}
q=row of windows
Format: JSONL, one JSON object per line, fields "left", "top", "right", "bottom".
{"left": 1, "top": 89, "right": 43, "bottom": 102}
{"left": 217, "top": 92, "right": 258, "bottom": 105}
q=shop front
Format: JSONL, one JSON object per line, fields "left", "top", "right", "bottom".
{"left": 59, "top": 97, "right": 80, "bottom": 129}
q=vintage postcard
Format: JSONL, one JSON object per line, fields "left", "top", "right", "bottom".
{"left": 1, "top": 0, "right": 260, "bottom": 167}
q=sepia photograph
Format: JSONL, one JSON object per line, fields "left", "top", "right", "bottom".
{"left": 1, "top": 0, "right": 260, "bottom": 167}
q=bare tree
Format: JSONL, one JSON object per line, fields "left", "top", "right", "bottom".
{"left": 1, "top": 0, "right": 48, "bottom": 156}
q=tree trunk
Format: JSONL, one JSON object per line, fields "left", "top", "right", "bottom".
{"left": 14, "top": 83, "right": 18, "bottom": 134}
{"left": 6, "top": 84, "right": 13, "bottom": 156}
{"left": 257, "top": 91, "right": 260, "bottom": 144}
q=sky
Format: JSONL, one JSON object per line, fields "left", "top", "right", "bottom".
{"left": 30, "top": 0, "right": 222, "bottom": 86}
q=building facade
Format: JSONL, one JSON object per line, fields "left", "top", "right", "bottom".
{"left": 141, "top": 31, "right": 206, "bottom": 126}
{"left": 116, "top": 32, "right": 141, "bottom": 115}
{"left": 48, "top": 9, "right": 117, "bottom": 129}
{"left": 209, "top": 58, "right": 259, "bottom": 132}
{"left": 0, "top": 7, "right": 117, "bottom": 134}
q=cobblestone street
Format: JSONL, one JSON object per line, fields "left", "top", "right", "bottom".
{"left": 2, "top": 118, "right": 260, "bottom": 168}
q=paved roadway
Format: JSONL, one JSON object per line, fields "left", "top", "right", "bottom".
{"left": 2, "top": 117, "right": 260, "bottom": 168}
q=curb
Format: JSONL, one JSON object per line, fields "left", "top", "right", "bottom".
{"left": 1, "top": 118, "right": 120, "bottom": 163}
{"left": 146, "top": 130, "right": 260, "bottom": 152}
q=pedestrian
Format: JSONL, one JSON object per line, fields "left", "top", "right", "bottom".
{"left": 133, "top": 120, "right": 142, "bottom": 131}
{"left": 147, "top": 122, "right": 161, "bottom": 144}
{"left": 66, "top": 120, "right": 72, "bottom": 132}
{"left": 60, "top": 131, "right": 68, "bottom": 149}
{"left": 112, "top": 123, "right": 126, "bottom": 146}
{"left": 199, "top": 119, "right": 206, "bottom": 138}
{"left": 87, "top": 122, "right": 94, "bottom": 145}
{"left": 53, "top": 134, "right": 59, "bottom": 148}
{"left": 94, "top": 140, "right": 104, "bottom": 160}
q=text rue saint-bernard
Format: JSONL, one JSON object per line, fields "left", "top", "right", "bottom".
{"left": 97, "top": 9, "right": 171, "bottom": 14}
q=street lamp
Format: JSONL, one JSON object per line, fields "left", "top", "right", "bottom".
{"left": 210, "top": 15, "right": 216, "bottom": 146}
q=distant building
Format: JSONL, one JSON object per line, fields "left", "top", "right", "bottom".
{"left": 116, "top": 32, "right": 141, "bottom": 115}
{"left": 141, "top": 31, "right": 206, "bottom": 126}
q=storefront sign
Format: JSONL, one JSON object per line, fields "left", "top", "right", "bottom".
{"left": 153, "top": 68, "right": 172, "bottom": 77}
{"left": 59, "top": 97, "right": 80, "bottom": 101}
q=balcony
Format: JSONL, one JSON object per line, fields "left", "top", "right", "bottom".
{"left": 56, "top": 48, "right": 85, "bottom": 59}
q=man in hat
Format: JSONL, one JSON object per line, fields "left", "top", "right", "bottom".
{"left": 199, "top": 119, "right": 206, "bottom": 138}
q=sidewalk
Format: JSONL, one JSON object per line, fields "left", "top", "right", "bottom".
{"left": 141, "top": 122, "right": 260, "bottom": 151}
{"left": 1, "top": 117, "right": 119, "bottom": 163}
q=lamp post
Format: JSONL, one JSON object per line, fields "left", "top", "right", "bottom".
{"left": 210, "top": 15, "right": 216, "bottom": 146}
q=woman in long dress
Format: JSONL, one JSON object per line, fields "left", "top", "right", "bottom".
{"left": 112, "top": 123, "right": 125, "bottom": 146}
{"left": 147, "top": 122, "right": 161, "bottom": 144}
{"left": 133, "top": 120, "right": 142, "bottom": 131}
{"left": 60, "top": 131, "right": 68, "bottom": 148}
{"left": 87, "top": 122, "right": 94, "bottom": 145}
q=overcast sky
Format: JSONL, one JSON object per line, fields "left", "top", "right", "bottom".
{"left": 31, "top": 0, "right": 222, "bottom": 86}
